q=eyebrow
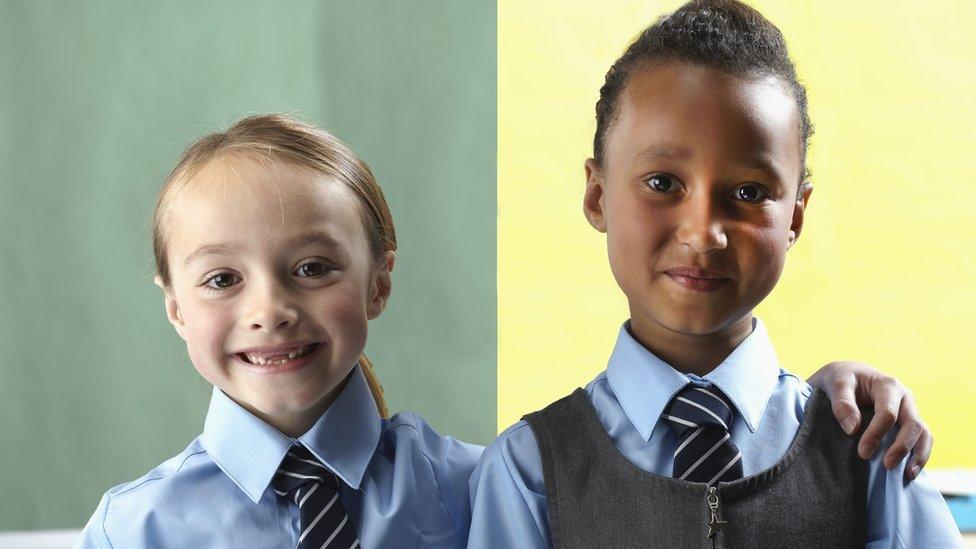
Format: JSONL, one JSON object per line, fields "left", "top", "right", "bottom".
{"left": 634, "top": 145, "right": 694, "bottom": 163}
{"left": 636, "top": 145, "right": 784, "bottom": 177}
{"left": 741, "top": 155, "right": 782, "bottom": 176}
{"left": 182, "top": 243, "right": 238, "bottom": 268}
{"left": 287, "top": 230, "right": 343, "bottom": 251}
{"left": 182, "top": 230, "right": 343, "bottom": 268}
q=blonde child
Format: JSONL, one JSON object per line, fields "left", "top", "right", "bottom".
{"left": 75, "top": 115, "right": 480, "bottom": 548}
{"left": 76, "top": 113, "right": 933, "bottom": 548}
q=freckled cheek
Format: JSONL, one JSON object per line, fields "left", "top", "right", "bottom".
{"left": 180, "top": 301, "right": 237, "bottom": 374}
{"left": 308, "top": 287, "right": 370, "bottom": 358}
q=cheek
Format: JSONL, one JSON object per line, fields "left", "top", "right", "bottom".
{"left": 606, "top": 199, "right": 671, "bottom": 276}
{"left": 310, "top": 282, "right": 370, "bottom": 354}
{"left": 737, "top": 225, "right": 790, "bottom": 293}
{"left": 180, "top": 301, "right": 236, "bottom": 370}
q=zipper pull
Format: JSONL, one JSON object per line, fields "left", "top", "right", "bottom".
{"left": 704, "top": 486, "right": 729, "bottom": 540}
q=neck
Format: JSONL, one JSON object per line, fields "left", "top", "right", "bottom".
{"left": 628, "top": 313, "right": 754, "bottom": 376}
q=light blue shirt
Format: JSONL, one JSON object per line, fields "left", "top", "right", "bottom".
{"left": 467, "top": 319, "right": 963, "bottom": 548}
{"left": 75, "top": 364, "right": 483, "bottom": 548}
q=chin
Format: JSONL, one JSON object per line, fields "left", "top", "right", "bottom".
{"left": 240, "top": 383, "right": 325, "bottom": 413}
{"left": 269, "top": 401, "right": 320, "bottom": 418}
{"left": 647, "top": 305, "right": 737, "bottom": 336}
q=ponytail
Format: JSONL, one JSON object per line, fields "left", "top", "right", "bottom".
{"left": 358, "top": 354, "right": 388, "bottom": 418}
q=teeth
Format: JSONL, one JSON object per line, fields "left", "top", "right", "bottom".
{"left": 243, "top": 343, "right": 315, "bottom": 365}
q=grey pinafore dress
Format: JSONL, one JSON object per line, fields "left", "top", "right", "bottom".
{"left": 522, "top": 389, "right": 868, "bottom": 548}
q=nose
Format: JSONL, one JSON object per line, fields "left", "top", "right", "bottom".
{"left": 243, "top": 280, "right": 300, "bottom": 332}
{"left": 675, "top": 190, "right": 728, "bottom": 253}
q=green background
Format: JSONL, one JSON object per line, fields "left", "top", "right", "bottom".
{"left": 0, "top": 1, "right": 496, "bottom": 530}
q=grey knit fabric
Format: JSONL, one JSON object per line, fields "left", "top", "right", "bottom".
{"left": 523, "top": 389, "right": 868, "bottom": 548}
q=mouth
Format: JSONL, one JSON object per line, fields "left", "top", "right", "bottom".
{"left": 232, "top": 342, "right": 323, "bottom": 366}
{"left": 664, "top": 267, "right": 732, "bottom": 292}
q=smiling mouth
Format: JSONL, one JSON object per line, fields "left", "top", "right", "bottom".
{"left": 235, "top": 342, "right": 321, "bottom": 366}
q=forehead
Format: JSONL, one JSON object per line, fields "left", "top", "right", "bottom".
{"left": 607, "top": 60, "right": 802, "bottom": 180}
{"left": 165, "top": 154, "right": 367, "bottom": 260}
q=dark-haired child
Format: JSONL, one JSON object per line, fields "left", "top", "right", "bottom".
{"left": 467, "top": 1, "right": 962, "bottom": 546}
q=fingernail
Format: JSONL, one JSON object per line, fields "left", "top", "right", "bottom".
{"left": 859, "top": 440, "right": 873, "bottom": 457}
{"left": 842, "top": 416, "right": 857, "bottom": 435}
{"left": 909, "top": 464, "right": 920, "bottom": 478}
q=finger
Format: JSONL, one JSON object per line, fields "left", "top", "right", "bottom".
{"left": 858, "top": 380, "right": 902, "bottom": 459}
{"left": 882, "top": 396, "right": 923, "bottom": 469}
{"left": 823, "top": 371, "right": 862, "bottom": 435}
{"left": 906, "top": 429, "right": 933, "bottom": 481}
{"left": 884, "top": 412, "right": 922, "bottom": 471}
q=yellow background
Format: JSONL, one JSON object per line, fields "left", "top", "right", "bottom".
{"left": 498, "top": 0, "right": 976, "bottom": 467}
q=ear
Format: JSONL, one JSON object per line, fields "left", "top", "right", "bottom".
{"left": 583, "top": 158, "right": 608, "bottom": 233}
{"left": 154, "top": 275, "right": 188, "bottom": 341}
{"left": 787, "top": 181, "right": 814, "bottom": 250}
{"left": 367, "top": 251, "right": 396, "bottom": 320}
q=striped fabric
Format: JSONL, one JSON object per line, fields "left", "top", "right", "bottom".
{"left": 272, "top": 445, "right": 359, "bottom": 549}
{"left": 662, "top": 383, "right": 744, "bottom": 485}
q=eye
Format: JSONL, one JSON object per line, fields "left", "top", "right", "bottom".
{"left": 295, "top": 261, "right": 333, "bottom": 278}
{"left": 734, "top": 184, "right": 768, "bottom": 203}
{"left": 203, "top": 272, "right": 240, "bottom": 291}
{"left": 645, "top": 173, "right": 679, "bottom": 193}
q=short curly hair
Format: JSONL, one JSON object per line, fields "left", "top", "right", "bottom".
{"left": 593, "top": 0, "right": 813, "bottom": 188}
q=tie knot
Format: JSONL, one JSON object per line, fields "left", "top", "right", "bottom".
{"left": 271, "top": 444, "right": 339, "bottom": 498}
{"left": 663, "top": 383, "right": 735, "bottom": 438}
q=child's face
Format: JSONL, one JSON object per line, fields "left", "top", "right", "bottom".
{"left": 156, "top": 155, "right": 392, "bottom": 433}
{"left": 584, "top": 61, "right": 812, "bottom": 339}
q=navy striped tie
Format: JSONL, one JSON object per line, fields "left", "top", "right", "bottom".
{"left": 663, "top": 383, "right": 744, "bottom": 485}
{"left": 272, "top": 444, "right": 360, "bottom": 549}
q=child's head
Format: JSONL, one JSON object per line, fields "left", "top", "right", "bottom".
{"left": 152, "top": 114, "right": 395, "bottom": 434}
{"left": 583, "top": 0, "right": 814, "bottom": 340}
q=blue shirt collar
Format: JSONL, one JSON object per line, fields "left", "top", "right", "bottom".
{"left": 201, "top": 364, "right": 382, "bottom": 503}
{"left": 606, "top": 317, "right": 781, "bottom": 440}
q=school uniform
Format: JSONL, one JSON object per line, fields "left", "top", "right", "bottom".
{"left": 75, "top": 364, "right": 483, "bottom": 549}
{"left": 467, "top": 319, "right": 962, "bottom": 548}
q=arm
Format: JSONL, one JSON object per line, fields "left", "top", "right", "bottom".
{"left": 864, "top": 431, "right": 963, "bottom": 547}
{"left": 411, "top": 413, "right": 486, "bottom": 545}
{"left": 467, "top": 423, "right": 551, "bottom": 549}
{"left": 807, "top": 361, "right": 931, "bottom": 479}
{"left": 72, "top": 493, "right": 114, "bottom": 549}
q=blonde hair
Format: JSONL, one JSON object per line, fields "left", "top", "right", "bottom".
{"left": 152, "top": 114, "right": 394, "bottom": 418}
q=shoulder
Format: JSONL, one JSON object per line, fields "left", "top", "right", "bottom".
{"left": 473, "top": 419, "right": 545, "bottom": 497}
{"left": 587, "top": 370, "right": 610, "bottom": 390}
{"left": 476, "top": 378, "right": 606, "bottom": 494}
{"left": 77, "top": 438, "right": 216, "bottom": 545}
{"left": 773, "top": 367, "right": 814, "bottom": 419}
{"left": 380, "top": 411, "right": 483, "bottom": 473}
{"left": 487, "top": 419, "right": 540, "bottom": 461}
{"left": 377, "top": 411, "right": 485, "bottom": 543}
{"left": 378, "top": 411, "right": 483, "bottom": 497}
{"left": 104, "top": 438, "right": 212, "bottom": 500}
{"left": 776, "top": 366, "right": 813, "bottom": 396}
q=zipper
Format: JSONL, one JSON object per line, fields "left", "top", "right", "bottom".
{"left": 704, "top": 485, "right": 728, "bottom": 547}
